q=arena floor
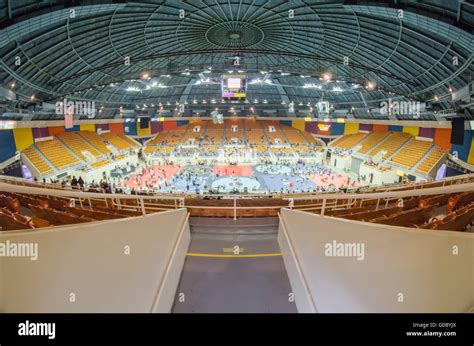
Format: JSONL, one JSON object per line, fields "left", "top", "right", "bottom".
{"left": 121, "top": 163, "right": 360, "bottom": 194}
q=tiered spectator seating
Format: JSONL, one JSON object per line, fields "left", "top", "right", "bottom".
{"left": 57, "top": 132, "right": 102, "bottom": 161}
{"left": 0, "top": 191, "right": 145, "bottom": 231}
{"left": 101, "top": 133, "right": 135, "bottom": 151}
{"left": 421, "top": 202, "right": 474, "bottom": 232}
{"left": 447, "top": 191, "right": 474, "bottom": 213}
{"left": 35, "top": 139, "right": 80, "bottom": 169}
{"left": 369, "top": 204, "right": 437, "bottom": 227}
{"left": 206, "top": 121, "right": 224, "bottom": 131}
{"left": 369, "top": 132, "right": 411, "bottom": 160}
{"left": 119, "top": 134, "right": 140, "bottom": 148}
{"left": 156, "top": 147, "right": 173, "bottom": 155}
{"left": 202, "top": 121, "right": 223, "bottom": 146}
{"left": 224, "top": 119, "right": 244, "bottom": 144}
{"left": 293, "top": 145, "right": 322, "bottom": 156}
{"left": 390, "top": 139, "right": 433, "bottom": 169}
{"left": 224, "top": 129, "right": 244, "bottom": 144}
{"left": 264, "top": 121, "right": 286, "bottom": 145}
{"left": 91, "top": 159, "right": 110, "bottom": 169}
{"left": 329, "top": 134, "right": 351, "bottom": 147}
{"left": 181, "top": 124, "right": 202, "bottom": 145}
{"left": 22, "top": 146, "right": 53, "bottom": 175}
{"left": 79, "top": 131, "right": 112, "bottom": 155}
{"left": 281, "top": 126, "right": 307, "bottom": 144}
{"left": 356, "top": 132, "right": 388, "bottom": 154}
{"left": 0, "top": 207, "right": 49, "bottom": 230}
{"left": 245, "top": 119, "right": 266, "bottom": 146}
{"left": 272, "top": 147, "right": 294, "bottom": 156}
{"left": 246, "top": 128, "right": 266, "bottom": 145}
{"left": 203, "top": 145, "right": 220, "bottom": 155}
{"left": 335, "top": 133, "right": 367, "bottom": 150}
{"left": 144, "top": 146, "right": 156, "bottom": 155}
{"left": 416, "top": 146, "right": 446, "bottom": 175}
{"left": 148, "top": 131, "right": 170, "bottom": 146}
{"left": 301, "top": 131, "right": 319, "bottom": 145}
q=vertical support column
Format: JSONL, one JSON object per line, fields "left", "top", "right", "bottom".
{"left": 321, "top": 199, "right": 327, "bottom": 216}
{"left": 233, "top": 197, "right": 237, "bottom": 221}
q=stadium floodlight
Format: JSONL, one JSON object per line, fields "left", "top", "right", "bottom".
{"left": 322, "top": 72, "right": 332, "bottom": 81}
{"left": 366, "top": 81, "right": 376, "bottom": 90}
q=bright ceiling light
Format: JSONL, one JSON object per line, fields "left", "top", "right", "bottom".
{"left": 365, "top": 81, "right": 376, "bottom": 90}
{"left": 126, "top": 86, "right": 141, "bottom": 92}
{"left": 322, "top": 72, "right": 332, "bottom": 81}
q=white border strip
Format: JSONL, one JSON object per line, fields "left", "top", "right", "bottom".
{"left": 150, "top": 212, "right": 191, "bottom": 313}
{"left": 278, "top": 212, "right": 318, "bottom": 313}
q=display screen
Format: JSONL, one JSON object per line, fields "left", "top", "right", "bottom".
{"left": 222, "top": 74, "right": 246, "bottom": 100}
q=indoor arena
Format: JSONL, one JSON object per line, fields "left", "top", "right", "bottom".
{"left": 0, "top": 0, "right": 472, "bottom": 319}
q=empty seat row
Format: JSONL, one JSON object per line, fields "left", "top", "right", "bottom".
{"left": 357, "top": 132, "right": 388, "bottom": 154}
{"left": 416, "top": 146, "right": 446, "bottom": 175}
{"left": 79, "top": 131, "right": 112, "bottom": 155}
{"left": 369, "top": 132, "right": 411, "bottom": 160}
{"left": 57, "top": 132, "right": 102, "bottom": 161}
{"left": 390, "top": 139, "right": 433, "bottom": 169}
{"left": 421, "top": 202, "right": 474, "bottom": 232}
{"left": 35, "top": 139, "right": 80, "bottom": 169}
{"left": 22, "top": 147, "right": 52, "bottom": 175}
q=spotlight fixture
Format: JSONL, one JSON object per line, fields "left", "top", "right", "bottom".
{"left": 322, "top": 72, "right": 332, "bottom": 81}
{"left": 365, "top": 81, "right": 376, "bottom": 90}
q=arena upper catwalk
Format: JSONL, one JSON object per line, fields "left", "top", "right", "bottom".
{"left": 0, "top": 0, "right": 472, "bottom": 120}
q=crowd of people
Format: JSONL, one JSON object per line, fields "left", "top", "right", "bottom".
{"left": 35, "top": 154, "right": 361, "bottom": 196}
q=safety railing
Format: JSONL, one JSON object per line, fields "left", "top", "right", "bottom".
{"left": 1, "top": 175, "right": 473, "bottom": 221}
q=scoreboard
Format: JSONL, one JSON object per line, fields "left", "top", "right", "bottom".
{"left": 222, "top": 74, "right": 247, "bottom": 100}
